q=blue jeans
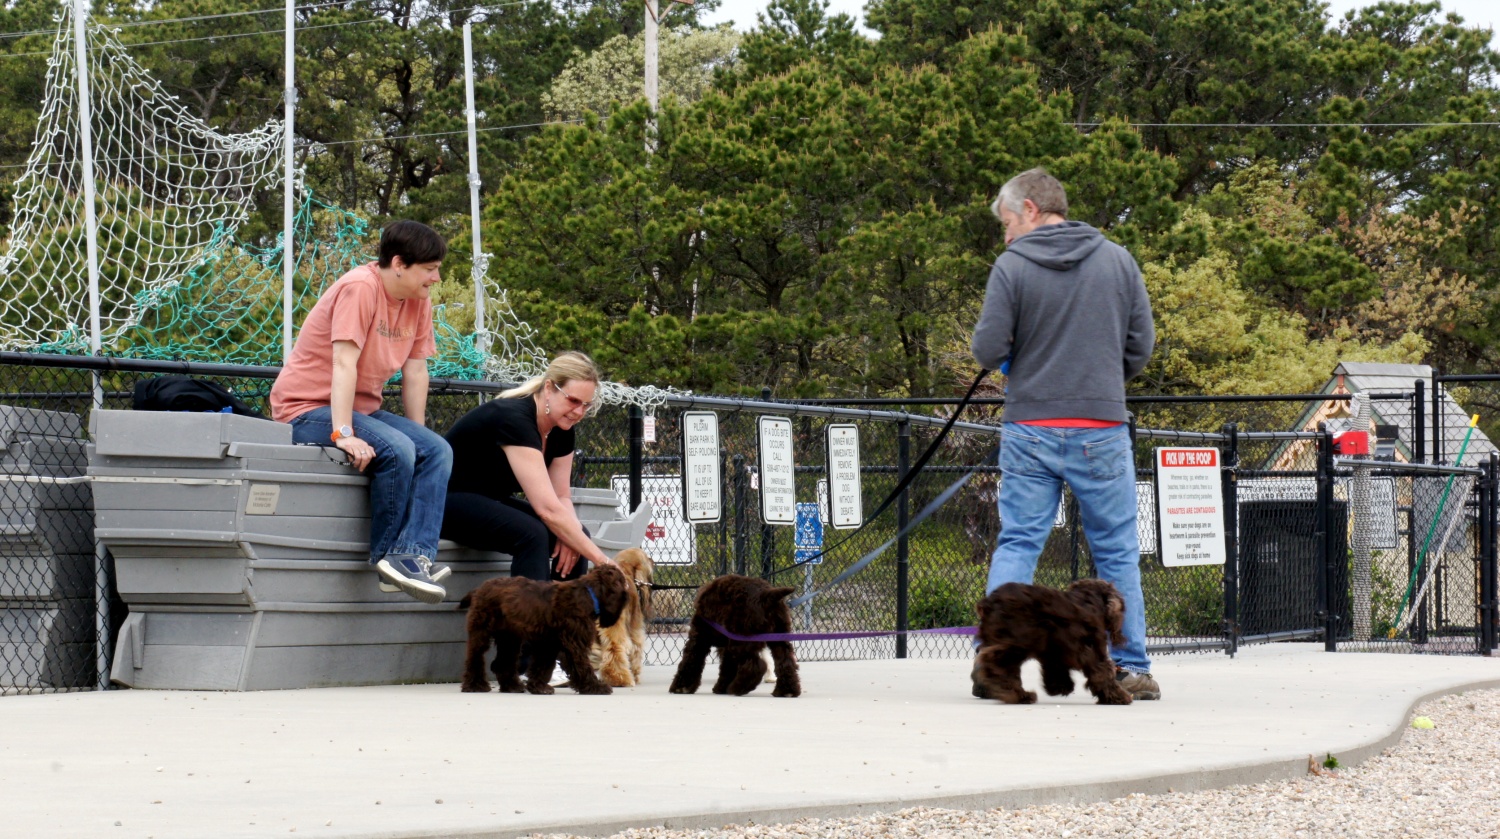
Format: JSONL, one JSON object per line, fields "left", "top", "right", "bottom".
{"left": 290, "top": 407, "right": 453, "bottom": 562}
{"left": 986, "top": 422, "right": 1150, "bottom": 674}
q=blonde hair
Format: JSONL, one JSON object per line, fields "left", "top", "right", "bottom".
{"left": 501, "top": 351, "right": 604, "bottom": 415}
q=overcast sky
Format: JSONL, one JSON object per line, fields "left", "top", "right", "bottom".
{"left": 698, "top": 0, "right": 1498, "bottom": 46}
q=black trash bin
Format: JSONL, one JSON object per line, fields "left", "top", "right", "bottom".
{"left": 1238, "top": 499, "right": 1350, "bottom": 638}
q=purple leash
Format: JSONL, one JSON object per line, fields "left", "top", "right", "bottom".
{"left": 705, "top": 620, "right": 976, "bottom": 643}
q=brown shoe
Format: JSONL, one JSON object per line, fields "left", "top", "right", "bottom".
{"left": 1116, "top": 668, "right": 1160, "bottom": 701}
{"left": 970, "top": 658, "right": 991, "bottom": 699}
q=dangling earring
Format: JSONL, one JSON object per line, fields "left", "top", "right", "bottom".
{"left": 544, "top": 399, "right": 551, "bottom": 415}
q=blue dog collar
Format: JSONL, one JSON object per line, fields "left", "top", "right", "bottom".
{"left": 586, "top": 585, "right": 600, "bottom": 616}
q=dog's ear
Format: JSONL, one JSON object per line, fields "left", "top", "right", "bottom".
{"left": 594, "top": 565, "right": 632, "bottom": 628}
{"left": 763, "top": 586, "right": 797, "bottom": 604}
{"left": 1106, "top": 590, "right": 1127, "bottom": 647}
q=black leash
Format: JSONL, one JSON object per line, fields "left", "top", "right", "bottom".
{"left": 768, "top": 368, "right": 992, "bottom": 579}
{"left": 787, "top": 443, "right": 996, "bottom": 607}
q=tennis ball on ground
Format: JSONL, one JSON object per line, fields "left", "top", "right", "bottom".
{"left": 1411, "top": 716, "right": 1435, "bottom": 730}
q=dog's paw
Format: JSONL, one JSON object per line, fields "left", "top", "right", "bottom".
{"left": 498, "top": 682, "right": 526, "bottom": 693}
{"left": 527, "top": 682, "right": 556, "bottom": 695}
{"left": 1016, "top": 690, "right": 1038, "bottom": 704}
{"left": 669, "top": 684, "right": 697, "bottom": 694}
{"left": 771, "top": 684, "right": 801, "bottom": 698}
{"left": 575, "top": 683, "right": 613, "bottom": 695}
{"left": 1097, "top": 688, "right": 1134, "bottom": 706}
{"left": 459, "top": 681, "right": 491, "bottom": 693}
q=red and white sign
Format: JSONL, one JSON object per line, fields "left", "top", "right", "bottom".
{"left": 611, "top": 475, "right": 697, "bottom": 566}
{"left": 1154, "top": 447, "right": 1226, "bottom": 567}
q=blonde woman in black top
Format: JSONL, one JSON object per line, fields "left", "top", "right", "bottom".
{"left": 441, "top": 351, "right": 617, "bottom": 580}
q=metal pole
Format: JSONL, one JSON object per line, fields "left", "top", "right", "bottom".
{"left": 1483, "top": 452, "right": 1498, "bottom": 654}
{"left": 732, "top": 454, "right": 747, "bottom": 575}
{"left": 281, "top": 0, "right": 296, "bottom": 363}
{"left": 1316, "top": 423, "right": 1336, "bottom": 651}
{"left": 71, "top": 0, "right": 101, "bottom": 360}
{"left": 1432, "top": 373, "right": 1444, "bottom": 464}
{"left": 628, "top": 404, "right": 644, "bottom": 512}
{"left": 643, "top": 0, "right": 658, "bottom": 152}
{"left": 1414, "top": 379, "right": 1425, "bottom": 464}
{"left": 896, "top": 419, "right": 910, "bottom": 659}
{"left": 71, "top": 0, "right": 110, "bottom": 691}
{"left": 462, "top": 22, "right": 488, "bottom": 350}
{"left": 1221, "top": 422, "right": 1239, "bottom": 656}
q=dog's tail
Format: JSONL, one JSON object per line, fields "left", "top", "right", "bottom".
{"left": 457, "top": 593, "right": 472, "bottom": 611}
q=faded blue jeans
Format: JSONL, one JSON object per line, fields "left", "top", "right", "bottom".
{"left": 290, "top": 407, "right": 452, "bottom": 562}
{"left": 986, "top": 422, "right": 1151, "bottom": 675}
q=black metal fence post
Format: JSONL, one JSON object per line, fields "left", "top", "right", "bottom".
{"left": 1483, "top": 452, "right": 1498, "bottom": 654}
{"left": 896, "top": 418, "right": 911, "bottom": 659}
{"left": 717, "top": 447, "right": 730, "bottom": 576}
{"left": 1221, "top": 422, "right": 1240, "bottom": 656}
{"left": 1432, "top": 373, "right": 1444, "bottom": 464}
{"left": 1316, "top": 422, "right": 1338, "bottom": 651}
{"left": 759, "top": 387, "right": 774, "bottom": 580}
{"left": 732, "top": 454, "right": 748, "bottom": 576}
{"left": 1414, "top": 379, "right": 1426, "bottom": 464}
{"left": 628, "top": 404, "right": 643, "bottom": 512}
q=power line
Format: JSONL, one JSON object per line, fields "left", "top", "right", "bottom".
{"left": 1076, "top": 121, "right": 1499, "bottom": 128}
{"left": 0, "top": 1, "right": 526, "bottom": 57}
{"left": 0, "top": 0, "right": 362, "bottom": 42}
{"left": 0, "top": 118, "right": 583, "bottom": 171}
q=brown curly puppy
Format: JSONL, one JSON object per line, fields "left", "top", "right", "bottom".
{"left": 669, "top": 574, "right": 800, "bottom": 698}
{"left": 591, "top": 548, "right": 654, "bottom": 687}
{"left": 974, "top": 578, "right": 1132, "bottom": 705}
{"left": 459, "top": 564, "right": 630, "bottom": 695}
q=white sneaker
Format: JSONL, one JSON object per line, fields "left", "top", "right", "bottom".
{"left": 549, "top": 665, "right": 570, "bottom": 687}
{"left": 378, "top": 562, "right": 451, "bottom": 594}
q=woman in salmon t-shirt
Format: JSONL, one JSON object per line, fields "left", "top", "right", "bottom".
{"left": 269, "top": 220, "right": 454, "bottom": 604}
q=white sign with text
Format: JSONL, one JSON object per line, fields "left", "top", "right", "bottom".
{"left": 1155, "top": 447, "right": 1227, "bottom": 567}
{"left": 825, "top": 423, "right": 862, "bottom": 529}
{"left": 757, "top": 415, "right": 796, "bottom": 525}
{"left": 679, "top": 411, "right": 721, "bottom": 524}
{"left": 612, "top": 475, "right": 697, "bottom": 566}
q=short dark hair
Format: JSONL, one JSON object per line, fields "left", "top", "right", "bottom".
{"left": 378, "top": 220, "right": 447, "bottom": 268}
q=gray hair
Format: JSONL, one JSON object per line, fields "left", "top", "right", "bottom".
{"left": 991, "top": 167, "right": 1069, "bottom": 219}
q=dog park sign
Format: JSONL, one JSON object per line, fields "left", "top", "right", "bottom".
{"left": 1154, "top": 447, "right": 1227, "bottom": 567}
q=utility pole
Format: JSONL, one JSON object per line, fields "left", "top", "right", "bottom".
{"left": 643, "top": 0, "right": 692, "bottom": 152}
{"left": 644, "top": 0, "right": 658, "bottom": 151}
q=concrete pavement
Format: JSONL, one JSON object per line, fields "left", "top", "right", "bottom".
{"left": 3, "top": 644, "right": 1499, "bottom": 839}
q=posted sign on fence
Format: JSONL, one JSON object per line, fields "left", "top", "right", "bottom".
{"left": 680, "top": 411, "right": 721, "bottom": 524}
{"left": 757, "top": 415, "right": 796, "bottom": 525}
{"left": 1154, "top": 447, "right": 1227, "bottom": 567}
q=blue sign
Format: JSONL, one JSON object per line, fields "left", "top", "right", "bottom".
{"left": 793, "top": 502, "right": 824, "bottom": 565}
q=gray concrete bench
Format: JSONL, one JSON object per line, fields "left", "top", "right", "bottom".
{"left": 0, "top": 406, "right": 94, "bottom": 689}
{"left": 88, "top": 409, "right": 649, "bottom": 691}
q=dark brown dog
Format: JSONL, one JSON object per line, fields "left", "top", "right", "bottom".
{"left": 459, "top": 564, "right": 630, "bottom": 695}
{"left": 669, "top": 574, "right": 800, "bottom": 698}
{"left": 974, "top": 578, "right": 1132, "bottom": 705}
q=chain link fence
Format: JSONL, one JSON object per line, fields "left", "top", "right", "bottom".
{"left": 2, "top": 354, "right": 1496, "bottom": 695}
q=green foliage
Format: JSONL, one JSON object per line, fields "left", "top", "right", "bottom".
{"left": 542, "top": 26, "right": 742, "bottom": 120}
{"left": 908, "top": 574, "right": 979, "bottom": 631}
{"left": 2, "top": 0, "right": 1498, "bottom": 390}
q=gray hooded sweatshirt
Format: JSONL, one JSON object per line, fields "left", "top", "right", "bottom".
{"left": 970, "top": 221, "right": 1154, "bottom": 423}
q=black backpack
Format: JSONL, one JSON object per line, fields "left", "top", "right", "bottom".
{"left": 132, "top": 376, "right": 267, "bottom": 419}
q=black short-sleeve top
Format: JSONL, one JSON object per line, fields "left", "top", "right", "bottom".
{"left": 444, "top": 394, "right": 576, "bottom": 499}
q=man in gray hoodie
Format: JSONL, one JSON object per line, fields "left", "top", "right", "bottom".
{"left": 971, "top": 168, "right": 1159, "bottom": 701}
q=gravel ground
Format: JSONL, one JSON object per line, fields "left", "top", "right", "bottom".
{"left": 530, "top": 688, "right": 1500, "bottom": 839}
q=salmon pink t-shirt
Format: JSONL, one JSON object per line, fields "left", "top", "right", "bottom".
{"left": 270, "top": 263, "right": 436, "bottom": 423}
